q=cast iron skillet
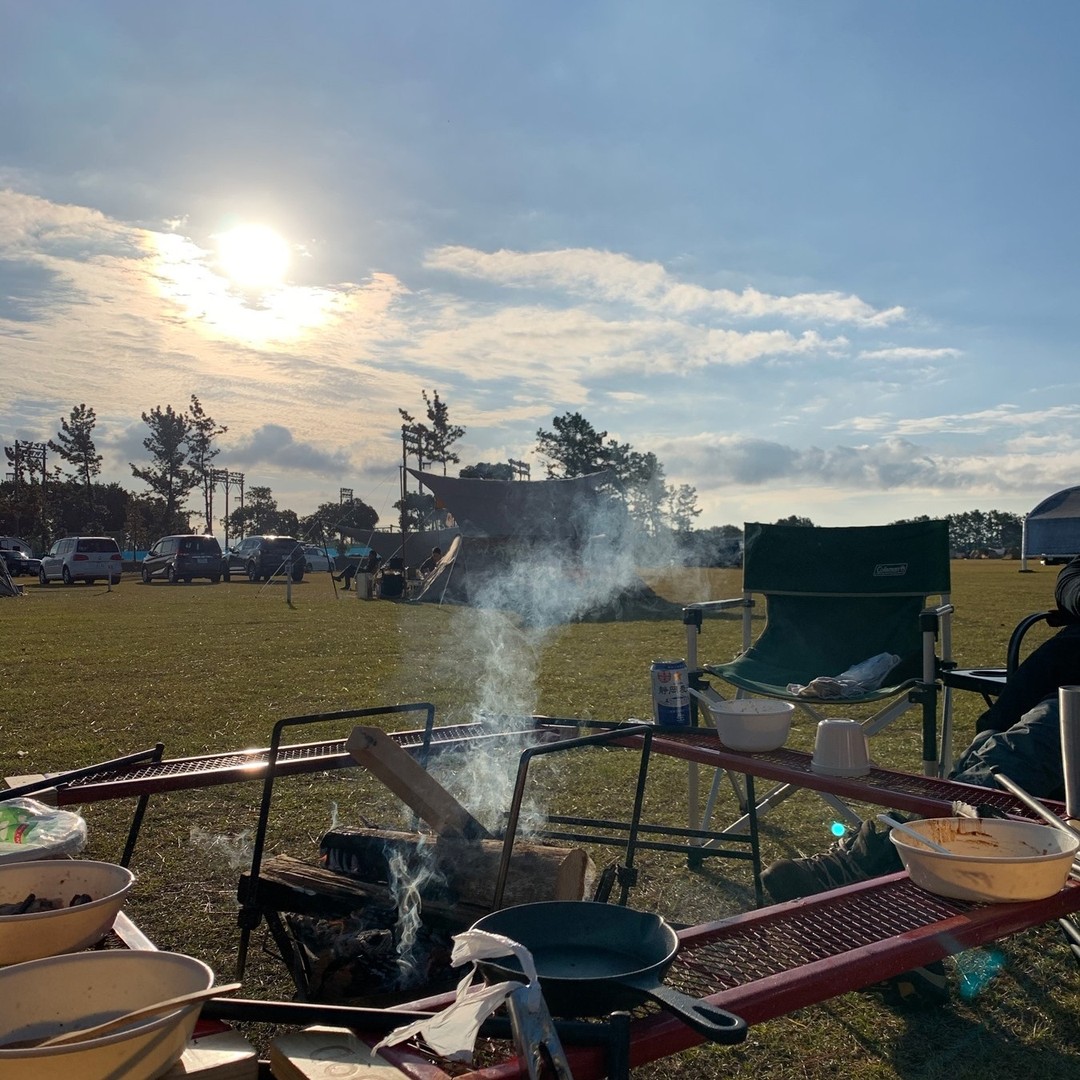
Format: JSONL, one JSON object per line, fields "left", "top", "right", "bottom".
{"left": 471, "top": 901, "right": 747, "bottom": 1044}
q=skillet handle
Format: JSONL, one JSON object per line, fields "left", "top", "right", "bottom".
{"left": 640, "top": 983, "right": 747, "bottom": 1045}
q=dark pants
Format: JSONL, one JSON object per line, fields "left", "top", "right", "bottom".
{"left": 948, "top": 624, "right": 1080, "bottom": 801}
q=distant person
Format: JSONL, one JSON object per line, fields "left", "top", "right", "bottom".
{"left": 419, "top": 547, "right": 442, "bottom": 576}
{"left": 364, "top": 550, "right": 382, "bottom": 576}
{"left": 333, "top": 563, "right": 358, "bottom": 591}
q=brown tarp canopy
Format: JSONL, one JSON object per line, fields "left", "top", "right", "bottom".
{"left": 407, "top": 469, "right": 618, "bottom": 542}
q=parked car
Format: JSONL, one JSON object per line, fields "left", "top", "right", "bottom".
{"left": 38, "top": 536, "right": 123, "bottom": 586}
{"left": 302, "top": 544, "right": 335, "bottom": 573}
{"left": 0, "top": 548, "right": 41, "bottom": 577}
{"left": 142, "top": 534, "right": 224, "bottom": 584}
{"left": 0, "top": 536, "right": 34, "bottom": 555}
{"left": 222, "top": 535, "right": 305, "bottom": 583}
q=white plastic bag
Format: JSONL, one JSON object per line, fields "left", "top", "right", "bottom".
{"left": 0, "top": 797, "right": 88, "bottom": 863}
{"left": 374, "top": 929, "right": 538, "bottom": 1063}
{"left": 787, "top": 652, "right": 901, "bottom": 699}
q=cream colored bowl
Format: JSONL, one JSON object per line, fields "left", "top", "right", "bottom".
{"left": 708, "top": 698, "right": 795, "bottom": 752}
{"left": 889, "top": 816, "right": 1079, "bottom": 903}
{"left": 0, "top": 950, "right": 215, "bottom": 1080}
{"left": 0, "top": 859, "right": 134, "bottom": 966}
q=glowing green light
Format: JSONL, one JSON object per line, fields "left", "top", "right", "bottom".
{"left": 830, "top": 821, "right": 847, "bottom": 837}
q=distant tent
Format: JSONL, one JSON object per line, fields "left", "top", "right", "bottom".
{"left": 0, "top": 558, "right": 21, "bottom": 598}
{"left": 1023, "top": 486, "right": 1080, "bottom": 566}
{"left": 407, "top": 470, "right": 682, "bottom": 622}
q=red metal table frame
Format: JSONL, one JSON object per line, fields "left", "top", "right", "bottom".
{"left": 366, "top": 873, "right": 1080, "bottom": 1079}
{"left": 625, "top": 727, "right": 1070, "bottom": 823}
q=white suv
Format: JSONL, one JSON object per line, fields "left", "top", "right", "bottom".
{"left": 39, "top": 536, "right": 123, "bottom": 586}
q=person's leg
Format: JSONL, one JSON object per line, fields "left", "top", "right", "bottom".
{"left": 952, "top": 694, "right": 1065, "bottom": 800}
{"left": 976, "top": 625, "right": 1080, "bottom": 732}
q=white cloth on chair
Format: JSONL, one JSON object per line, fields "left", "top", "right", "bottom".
{"left": 788, "top": 652, "right": 901, "bottom": 699}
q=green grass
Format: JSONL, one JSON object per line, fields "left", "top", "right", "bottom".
{"left": 3, "top": 562, "right": 1078, "bottom": 1077}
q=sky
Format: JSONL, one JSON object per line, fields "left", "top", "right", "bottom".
{"left": 2, "top": 1, "right": 1079, "bottom": 532}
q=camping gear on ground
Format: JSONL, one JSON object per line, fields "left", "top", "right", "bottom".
{"left": 0, "top": 859, "right": 134, "bottom": 965}
{"left": 650, "top": 659, "right": 690, "bottom": 726}
{"left": 0, "top": 949, "right": 216, "bottom": 1079}
{"left": 888, "top": 817, "right": 1079, "bottom": 902}
{"left": 689, "top": 688, "right": 793, "bottom": 752}
{"left": 378, "top": 571, "right": 405, "bottom": 598}
{"left": 470, "top": 901, "right": 747, "bottom": 1045}
{"left": 0, "top": 798, "right": 87, "bottom": 863}
{"left": 810, "top": 718, "right": 871, "bottom": 777}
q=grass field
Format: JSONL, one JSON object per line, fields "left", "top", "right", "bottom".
{"left": 3, "top": 561, "right": 1079, "bottom": 1078}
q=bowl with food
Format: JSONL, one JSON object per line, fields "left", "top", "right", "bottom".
{"left": 889, "top": 816, "right": 1079, "bottom": 903}
{"left": 0, "top": 860, "right": 134, "bottom": 965}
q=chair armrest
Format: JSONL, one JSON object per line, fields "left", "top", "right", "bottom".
{"left": 683, "top": 598, "right": 750, "bottom": 614}
{"left": 683, "top": 598, "right": 752, "bottom": 630}
{"left": 1006, "top": 611, "right": 1057, "bottom": 675}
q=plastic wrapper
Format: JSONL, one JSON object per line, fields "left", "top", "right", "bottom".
{"left": 374, "top": 928, "right": 538, "bottom": 1063}
{"left": 0, "top": 797, "right": 88, "bottom": 863}
{"left": 788, "top": 652, "right": 901, "bottom": 699}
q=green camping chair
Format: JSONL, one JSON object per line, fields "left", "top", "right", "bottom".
{"left": 685, "top": 520, "right": 954, "bottom": 830}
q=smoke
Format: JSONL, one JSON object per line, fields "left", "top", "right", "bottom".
{"left": 424, "top": 491, "right": 680, "bottom": 831}
{"left": 386, "top": 832, "right": 446, "bottom": 981}
{"left": 188, "top": 826, "right": 252, "bottom": 871}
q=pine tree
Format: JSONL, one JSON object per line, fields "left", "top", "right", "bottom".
{"left": 129, "top": 405, "right": 196, "bottom": 531}
{"left": 186, "top": 396, "right": 227, "bottom": 533}
{"left": 48, "top": 404, "right": 102, "bottom": 515}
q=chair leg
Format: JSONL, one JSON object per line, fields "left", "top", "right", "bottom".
{"left": 939, "top": 684, "right": 955, "bottom": 778}
{"left": 1059, "top": 917, "right": 1080, "bottom": 966}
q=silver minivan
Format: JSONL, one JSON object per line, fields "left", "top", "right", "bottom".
{"left": 39, "top": 536, "right": 123, "bottom": 586}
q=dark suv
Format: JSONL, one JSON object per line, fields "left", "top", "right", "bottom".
{"left": 142, "top": 534, "right": 224, "bottom": 584}
{"left": 222, "top": 535, "right": 305, "bottom": 583}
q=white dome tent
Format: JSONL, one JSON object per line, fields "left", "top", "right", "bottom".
{"left": 1022, "top": 485, "right": 1080, "bottom": 570}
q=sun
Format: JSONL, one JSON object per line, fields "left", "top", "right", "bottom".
{"left": 216, "top": 223, "right": 291, "bottom": 289}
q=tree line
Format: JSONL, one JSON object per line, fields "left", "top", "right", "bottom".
{"left": 2, "top": 395, "right": 1025, "bottom": 561}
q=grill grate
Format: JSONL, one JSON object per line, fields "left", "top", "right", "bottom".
{"left": 30, "top": 719, "right": 546, "bottom": 805}
{"left": 666, "top": 877, "right": 966, "bottom": 999}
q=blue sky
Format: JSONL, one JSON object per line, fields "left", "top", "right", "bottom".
{"left": 2, "top": 1, "right": 1078, "bottom": 530}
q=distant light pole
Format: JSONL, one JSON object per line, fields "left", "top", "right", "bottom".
{"left": 211, "top": 469, "right": 245, "bottom": 549}
{"left": 508, "top": 458, "right": 531, "bottom": 481}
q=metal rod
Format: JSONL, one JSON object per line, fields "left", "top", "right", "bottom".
{"left": 989, "top": 768, "right": 1080, "bottom": 841}
{"left": 201, "top": 997, "right": 613, "bottom": 1044}
{"left": 1061, "top": 686, "right": 1080, "bottom": 820}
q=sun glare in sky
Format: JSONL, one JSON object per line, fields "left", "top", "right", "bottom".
{"left": 216, "top": 223, "right": 291, "bottom": 289}
{"left": 150, "top": 229, "right": 336, "bottom": 346}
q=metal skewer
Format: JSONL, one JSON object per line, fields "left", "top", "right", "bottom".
{"left": 876, "top": 814, "right": 953, "bottom": 854}
{"left": 989, "top": 769, "right": 1080, "bottom": 879}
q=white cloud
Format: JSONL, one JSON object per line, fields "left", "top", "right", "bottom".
{"left": 858, "top": 346, "right": 963, "bottom": 361}
{"left": 3, "top": 190, "right": 1059, "bottom": 530}
{"left": 426, "top": 245, "right": 906, "bottom": 326}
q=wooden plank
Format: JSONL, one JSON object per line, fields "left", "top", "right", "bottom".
{"left": 345, "top": 726, "right": 491, "bottom": 839}
{"left": 269, "top": 1026, "right": 410, "bottom": 1078}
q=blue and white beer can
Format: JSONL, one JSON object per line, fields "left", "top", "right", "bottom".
{"left": 651, "top": 658, "right": 690, "bottom": 726}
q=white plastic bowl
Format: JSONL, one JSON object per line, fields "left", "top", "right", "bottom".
{"left": 707, "top": 698, "right": 795, "bottom": 752}
{"left": 0, "top": 860, "right": 134, "bottom": 966}
{"left": 0, "top": 950, "right": 215, "bottom": 1080}
{"left": 889, "top": 816, "right": 1080, "bottom": 903}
